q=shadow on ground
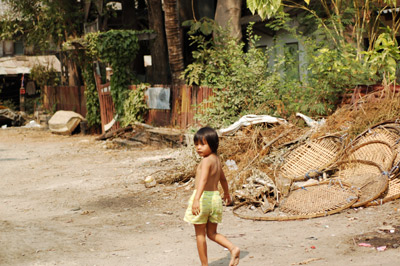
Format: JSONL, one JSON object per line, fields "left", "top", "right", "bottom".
{"left": 209, "top": 250, "right": 249, "bottom": 266}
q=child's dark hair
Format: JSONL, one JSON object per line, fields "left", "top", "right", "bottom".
{"left": 194, "top": 127, "right": 219, "bottom": 153}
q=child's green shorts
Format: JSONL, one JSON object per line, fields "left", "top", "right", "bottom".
{"left": 183, "top": 190, "right": 223, "bottom": 224}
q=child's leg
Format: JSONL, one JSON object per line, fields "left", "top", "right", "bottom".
{"left": 206, "top": 222, "right": 240, "bottom": 266}
{"left": 194, "top": 224, "right": 208, "bottom": 266}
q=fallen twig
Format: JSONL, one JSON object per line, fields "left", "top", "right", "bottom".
{"left": 291, "top": 257, "right": 323, "bottom": 265}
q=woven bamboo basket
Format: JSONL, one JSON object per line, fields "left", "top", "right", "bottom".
{"left": 350, "top": 124, "right": 400, "bottom": 173}
{"left": 366, "top": 178, "right": 400, "bottom": 206}
{"left": 353, "top": 119, "right": 400, "bottom": 141}
{"left": 373, "top": 126, "right": 400, "bottom": 176}
{"left": 232, "top": 180, "right": 358, "bottom": 221}
{"left": 333, "top": 160, "right": 389, "bottom": 208}
{"left": 340, "top": 139, "right": 395, "bottom": 172}
{"left": 276, "top": 136, "right": 342, "bottom": 182}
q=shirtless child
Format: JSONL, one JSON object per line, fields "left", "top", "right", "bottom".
{"left": 184, "top": 127, "right": 240, "bottom": 266}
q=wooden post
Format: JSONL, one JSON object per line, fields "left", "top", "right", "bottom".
{"left": 19, "top": 74, "right": 26, "bottom": 112}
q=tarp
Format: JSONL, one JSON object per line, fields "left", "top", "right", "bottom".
{"left": 0, "top": 55, "right": 61, "bottom": 75}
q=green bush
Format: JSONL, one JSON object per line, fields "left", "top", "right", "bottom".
{"left": 182, "top": 16, "right": 377, "bottom": 127}
{"left": 121, "top": 84, "right": 149, "bottom": 127}
{"left": 182, "top": 23, "right": 279, "bottom": 127}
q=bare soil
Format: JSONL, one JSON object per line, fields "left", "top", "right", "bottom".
{"left": 1, "top": 127, "right": 400, "bottom": 266}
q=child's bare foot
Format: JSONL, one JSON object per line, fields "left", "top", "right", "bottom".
{"left": 229, "top": 246, "right": 240, "bottom": 266}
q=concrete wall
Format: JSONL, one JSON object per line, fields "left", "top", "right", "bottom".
{"left": 254, "top": 18, "right": 308, "bottom": 82}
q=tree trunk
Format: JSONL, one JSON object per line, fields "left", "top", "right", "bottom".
{"left": 121, "top": 0, "right": 138, "bottom": 29}
{"left": 215, "top": 0, "right": 242, "bottom": 40}
{"left": 147, "top": 0, "right": 169, "bottom": 84}
{"left": 67, "top": 57, "right": 81, "bottom": 87}
{"left": 163, "top": 0, "right": 185, "bottom": 86}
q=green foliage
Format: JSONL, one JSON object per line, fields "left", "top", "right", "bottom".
{"left": 121, "top": 84, "right": 149, "bottom": 127}
{"left": 247, "top": 0, "right": 283, "bottom": 20}
{"left": 82, "top": 63, "right": 100, "bottom": 127}
{"left": 1, "top": 0, "right": 83, "bottom": 50}
{"left": 305, "top": 43, "right": 375, "bottom": 114}
{"left": 246, "top": 0, "right": 311, "bottom": 20}
{"left": 0, "top": 19, "right": 23, "bottom": 40}
{"left": 183, "top": 23, "right": 280, "bottom": 127}
{"left": 84, "top": 32, "right": 100, "bottom": 59}
{"left": 64, "top": 30, "right": 148, "bottom": 126}
{"left": 97, "top": 30, "right": 140, "bottom": 118}
{"left": 30, "top": 64, "right": 60, "bottom": 88}
{"left": 182, "top": 17, "right": 219, "bottom": 36}
{"left": 363, "top": 31, "right": 400, "bottom": 82}
{"left": 183, "top": 14, "right": 378, "bottom": 126}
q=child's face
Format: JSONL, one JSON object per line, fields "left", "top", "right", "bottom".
{"left": 195, "top": 138, "right": 212, "bottom": 157}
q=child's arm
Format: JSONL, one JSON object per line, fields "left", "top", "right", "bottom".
{"left": 192, "top": 158, "right": 211, "bottom": 215}
{"left": 220, "top": 168, "right": 232, "bottom": 205}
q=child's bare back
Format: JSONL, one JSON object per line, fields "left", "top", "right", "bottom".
{"left": 194, "top": 153, "right": 223, "bottom": 192}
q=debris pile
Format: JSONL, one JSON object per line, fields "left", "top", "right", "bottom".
{"left": 226, "top": 91, "right": 400, "bottom": 220}
{"left": 110, "top": 88, "right": 400, "bottom": 222}
{"left": 0, "top": 108, "right": 25, "bottom": 127}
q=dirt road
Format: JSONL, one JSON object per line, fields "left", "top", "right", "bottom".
{"left": 1, "top": 127, "right": 400, "bottom": 266}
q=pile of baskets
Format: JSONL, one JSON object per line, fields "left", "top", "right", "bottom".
{"left": 233, "top": 120, "right": 400, "bottom": 221}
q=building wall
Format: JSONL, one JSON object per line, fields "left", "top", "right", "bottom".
{"left": 255, "top": 18, "right": 307, "bottom": 82}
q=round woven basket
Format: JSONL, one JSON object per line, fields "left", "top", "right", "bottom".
{"left": 276, "top": 136, "right": 342, "bottom": 181}
{"left": 350, "top": 125, "right": 400, "bottom": 172}
{"left": 340, "top": 139, "right": 395, "bottom": 172}
{"left": 232, "top": 180, "right": 358, "bottom": 221}
{"left": 366, "top": 178, "right": 400, "bottom": 206}
{"left": 353, "top": 119, "right": 400, "bottom": 141}
{"left": 371, "top": 126, "right": 400, "bottom": 176}
{"left": 333, "top": 160, "right": 389, "bottom": 208}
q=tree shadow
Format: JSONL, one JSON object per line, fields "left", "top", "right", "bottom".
{"left": 209, "top": 250, "right": 249, "bottom": 266}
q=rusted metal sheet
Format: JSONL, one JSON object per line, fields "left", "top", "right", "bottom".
{"left": 96, "top": 82, "right": 214, "bottom": 130}
{"left": 174, "top": 85, "right": 213, "bottom": 128}
{"left": 146, "top": 110, "right": 170, "bottom": 126}
{"left": 43, "top": 85, "right": 86, "bottom": 117}
{"left": 130, "top": 84, "right": 172, "bottom": 127}
{"left": 341, "top": 84, "right": 400, "bottom": 105}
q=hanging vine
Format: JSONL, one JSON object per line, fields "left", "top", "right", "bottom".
{"left": 82, "top": 33, "right": 101, "bottom": 127}
{"left": 97, "top": 30, "right": 141, "bottom": 118}
{"left": 82, "top": 62, "right": 100, "bottom": 126}
{"left": 64, "top": 30, "right": 151, "bottom": 125}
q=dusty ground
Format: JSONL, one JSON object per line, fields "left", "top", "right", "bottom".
{"left": 1, "top": 127, "right": 400, "bottom": 266}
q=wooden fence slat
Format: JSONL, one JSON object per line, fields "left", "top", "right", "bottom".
{"left": 45, "top": 81, "right": 214, "bottom": 131}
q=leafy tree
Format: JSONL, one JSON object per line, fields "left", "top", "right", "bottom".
{"left": 247, "top": 0, "right": 310, "bottom": 20}
{"left": 0, "top": 0, "right": 83, "bottom": 49}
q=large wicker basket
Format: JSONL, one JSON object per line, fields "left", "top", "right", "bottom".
{"left": 340, "top": 140, "right": 395, "bottom": 172}
{"left": 333, "top": 160, "right": 389, "bottom": 207}
{"left": 366, "top": 178, "right": 400, "bottom": 206}
{"left": 276, "top": 136, "right": 342, "bottom": 181}
{"left": 233, "top": 180, "right": 358, "bottom": 221}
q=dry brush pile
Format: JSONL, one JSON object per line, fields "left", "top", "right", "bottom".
{"left": 155, "top": 89, "right": 400, "bottom": 221}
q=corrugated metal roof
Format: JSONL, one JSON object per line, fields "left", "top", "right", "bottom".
{"left": 0, "top": 55, "right": 61, "bottom": 75}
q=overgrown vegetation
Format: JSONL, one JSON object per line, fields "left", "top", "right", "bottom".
{"left": 29, "top": 64, "right": 60, "bottom": 113}
{"left": 64, "top": 30, "right": 147, "bottom": 126}
{"left": 96, "top": 30, "right": 141, "bottom": 118}
{"left": 121, "top": 83, "right": 149, "bottom": 127}
{"left": 183, "top": 1, "right": 400, "bottom": 128}
{"left": 29, "top": 64, "right": 60, "bottom": 89}
{"left": 182, "top": 22, "right": 281, "bottom": 127}
{"left": 82, "top": 62, "right": 100, "bottom": 127}
{"left": 0, "top": 0, "right": 83, "bottom": 50}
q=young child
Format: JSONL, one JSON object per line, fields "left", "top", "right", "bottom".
{"left": 184, "top": 127, "right": 240, "bottom": 266}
